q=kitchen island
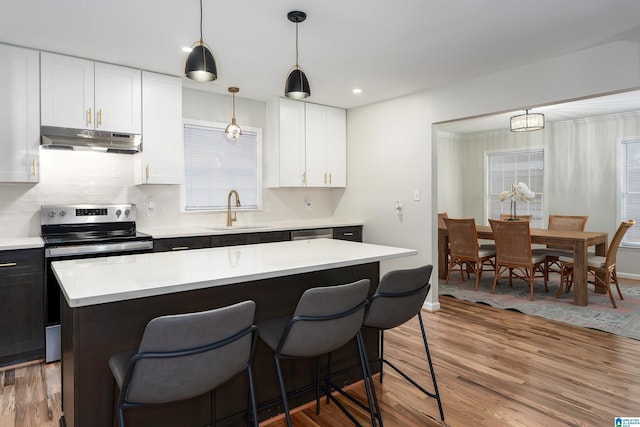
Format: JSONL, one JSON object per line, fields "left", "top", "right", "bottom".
{"left": 53, "top": 238, "right": 417, "bottom": 427}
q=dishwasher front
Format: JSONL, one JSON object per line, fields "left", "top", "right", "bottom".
{"left": 290, "top": 228, "right": 333, "bottom": 240}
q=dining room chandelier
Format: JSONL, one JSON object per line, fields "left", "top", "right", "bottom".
{"left": 284, "top": 11, "right": 311, "bottom": 99}
{"left": 225, "top": 87, "right": 242, "bottom": 141}
{"left": 184, "top": 0, "right": 218, "bottom": 82}
{"left": 510, "top": 109, "right": 545, "bottom": 132}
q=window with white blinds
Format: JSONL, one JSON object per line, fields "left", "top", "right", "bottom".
{"left": 486, "top": 149, "right": 545, "bottom": 228}
{"left": 183, "top": 120, "right": 262, "bottom": 211}
{"left": 620, "top": 139, "right": 640, "bottom": 246}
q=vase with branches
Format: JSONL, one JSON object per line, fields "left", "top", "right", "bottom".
{"left": 499, "top": 182, "right": 535, "bottom": 220}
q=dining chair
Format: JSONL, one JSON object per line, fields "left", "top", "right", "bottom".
{"left": 480, "top": 215, "right": 532, "bottom": 250}
{"left": 257, "top": 279, "right": 380, "bottom": 427}
{"left": 489, "top": 219, "right": 548, "bottom": 300}
{"left": 558, "top": 220, "right": 635, "bottom": 308}
{"left": 108, "top": 300, "right": 258, "bottom": 427}
{"left": 445, "top": 217, "right": 495, "bottom": 291}
{"left": 536, "top": 215, "right": 588, "bottom": 280}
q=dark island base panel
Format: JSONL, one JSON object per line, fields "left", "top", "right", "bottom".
{"left": 61, "top": 262, "right": 381, "bottom": 427}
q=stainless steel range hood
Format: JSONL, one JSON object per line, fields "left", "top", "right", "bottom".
{"left": 40, "top": 126, "right": 142, "bottom": 154}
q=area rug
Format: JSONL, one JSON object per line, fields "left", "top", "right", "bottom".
{"left": 439, "top": 274, "right": 640, "bottom": 340}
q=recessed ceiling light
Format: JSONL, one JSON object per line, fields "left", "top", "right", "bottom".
{"left": 182, "top": 46, "right": 193, "bottom": 53}
{"left": 352, "top": 88, "right": 362, "bottom": 94}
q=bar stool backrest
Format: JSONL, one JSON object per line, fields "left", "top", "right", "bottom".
{"left": 123, "top": 301, "right": 256, "bottom": 404}
{"left": 364, "top": 265, "right": 432, "bottom": 330}
{"left": 277, "top": 279, "right": 370, "bottom": 358}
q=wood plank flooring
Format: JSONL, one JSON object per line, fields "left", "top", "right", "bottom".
{"left": 2, "top": 295, "right": 640, "bottom": 426}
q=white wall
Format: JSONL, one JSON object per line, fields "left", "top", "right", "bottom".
{"left": 338, "top": 40, "right": 640, "bottom": 310}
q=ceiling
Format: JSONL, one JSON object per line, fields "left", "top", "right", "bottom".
{"left": 437, "top": 89, "right": 640, "bottom": 134}
{"left": 2, "top": 0, "right": 640, "bottom": 111}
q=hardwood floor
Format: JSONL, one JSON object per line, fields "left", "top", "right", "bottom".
{"left": 2, "top": 295, "right": 639, "bottom": 426}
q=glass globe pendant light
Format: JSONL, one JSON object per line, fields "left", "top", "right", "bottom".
{"left": 185, "top": 0, "right": 217, "bottom": 82}
{"left": 285, "top": 11, "right": 311, "bottom": 99}
{"left": 225, "top": 87, "right": 242, "bottom": 140}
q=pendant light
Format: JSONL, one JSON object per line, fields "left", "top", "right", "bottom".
{"left": 225, "top": 87, "right": 242, "bottom": 141}
{"left": 185, "top": 0, "right": 217, "bottom": 82}
{"left": 510, "top": 109, "right": 545, "bottom": 132}
{"left": 284, "top": 11, "right": 311, "bottom": 99}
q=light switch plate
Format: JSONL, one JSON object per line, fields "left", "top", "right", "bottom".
{"left": 413, "top": 189, "right": 421, "bottom": 201}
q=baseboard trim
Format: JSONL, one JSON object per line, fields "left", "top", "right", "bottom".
{"left": 422, "top": 301, "right": 441, "bottom": 312}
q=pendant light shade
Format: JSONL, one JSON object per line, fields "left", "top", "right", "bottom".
{"left": 225, "top": 87, "right": 242, "bottom": 141}
{"left": 285, "top": 11, "right": 310, "bottom": 99}
{"left": 185, "top": 0, "right": 217, "bottom": 82}
{"left": 510, "top": 109, "right": 545, "bottom": 132}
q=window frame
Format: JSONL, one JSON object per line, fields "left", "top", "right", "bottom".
{"left": 181, "top": 118, "right": 263, "bottom": 212}
{"left": 618, "top": 136, "right": 640, "bottom": 248}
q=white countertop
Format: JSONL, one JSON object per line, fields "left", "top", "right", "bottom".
{"left": 52, "top": 238, "right": 416, "bottom": 308}
{"left": 0, "top": 237, "right": 44, "bottom": 250}
{"left": 140, "top": 220, "right": 363, "bottom": 238}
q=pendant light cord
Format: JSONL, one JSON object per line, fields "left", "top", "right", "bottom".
{"left": 295, "top": 21, "right": 299, "bottom": 68}
{"left": 199, "top": 0, "right": 204, "bottom": 44}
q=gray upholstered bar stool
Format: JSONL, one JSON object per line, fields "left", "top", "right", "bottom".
{"left": 108, "top": 300, "right": 258, "bottom": 427}
{"left": 361, "top": 265, "right": 444, "bottom": 421}
{"left": 257, "top": 279, "right": 379, "bottom": 427}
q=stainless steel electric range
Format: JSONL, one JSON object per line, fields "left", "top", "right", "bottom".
{"left": 41, "top": 204, "right": 153, "bottom": 362}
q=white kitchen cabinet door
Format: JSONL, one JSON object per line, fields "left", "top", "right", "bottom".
{"left": 0, "top": 44, "right": 40, "bottom": 183}
{"left": 94, "top": 62, "right": 141, "bottom": 134}
{"left": 304, "top": 102, "right": 327, "bottom": 187}
{"left": 325, "top": 106, "right": 346, "bottom": 187}
{"left": 41, "top": 52, "right": 141, "bottom": 134}
{"left": 136, "top": 71, "right": 183, "bottom": 185}
{"left": 41, "top": 52, "right": 94, "bottom": 130}
{"left": 277, "top": 98, "right": 306, "bottom": 186}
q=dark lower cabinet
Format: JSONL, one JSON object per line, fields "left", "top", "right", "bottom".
{"left": 333, "top": 226, "right": 363, "bottom": 242}
{"left": 0, "top": 248, "right": 44, "bottom": 367}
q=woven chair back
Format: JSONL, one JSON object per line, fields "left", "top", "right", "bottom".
{"left": 604, "top": 220, "right": 635, "bottom": 269}
{"left": 489, "top": 219, "right": 532, "bottom": 266}
{"left": 445, "top": 218, "right": 479, "bottom": 260}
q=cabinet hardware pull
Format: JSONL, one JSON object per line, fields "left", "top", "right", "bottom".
{"left": 302, "top": 172, "right": 306, "bottom": 185}
{"left": 343, "top": 232, "right": 354, "bottom": 236}
{"left": 0, "top": 262, "right": 17, "bottom": 267}
{"left": 146, "top": 164, "right": 150, "bottom": 180}
{"left": 98, "top": 109, "right": 103, "bottom": 127}
{"left": 87, "top": 108, "right": 92, "bottom": 125}
{"left": 329, "top": 173, "right": 332, "bottom": 184}
{"left": 171, "top": 246, "right": 190, "bottom": 251}
{"left": 324, "top": 173, "right": 327, "bottom": 184}
{"left": 32, "top": 159, "right": 36, "bottom": 176}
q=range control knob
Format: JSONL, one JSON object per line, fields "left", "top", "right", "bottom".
{"left": 48, "top": 210, "right": 56, "bottom": 218}
{"left": 115, "top": 209, "right": 122, "bottom": 217}
{"left": 59, "top": 210, "right": 66, "bottom": 217}
{"left": 124, "top": 209, "right": 131, "bottom": 217}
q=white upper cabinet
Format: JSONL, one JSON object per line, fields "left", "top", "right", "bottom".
{"left": 0, "top": 44, "right": 40, "bottom": 183}
{"left": 135, "top": 71, "right": 183, "bottom": 185}
{"left": 267, "top": 98, "right": 346, "bottom": 188}
{"left": 41, "top": 52, "right": 141, "bottom": 134}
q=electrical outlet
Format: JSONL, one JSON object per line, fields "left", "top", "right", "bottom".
{"left": 305, "top": 199, "right": 313, "bottom": 211}
{"left": 265, "top": 203, "right": 272, "bottom": 212}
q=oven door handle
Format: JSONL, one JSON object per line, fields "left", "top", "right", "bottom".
{"left": 45, "top": 240, "right": 154, "bottom": 258}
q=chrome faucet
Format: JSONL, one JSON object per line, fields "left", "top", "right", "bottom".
{"left": 227, "top": 189, "right": 241, "bottom": 226}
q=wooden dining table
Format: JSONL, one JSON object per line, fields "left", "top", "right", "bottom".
{"left": 438, "top": 225, "right": 609, "bottom": 306}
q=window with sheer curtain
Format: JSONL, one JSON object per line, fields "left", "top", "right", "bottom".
{"left": 486, "top": 149, "right": 544, "bottom": 228}
{"left": 183, "top": 120, "right": 262, "bottom": 211}
{"left": 620, "top": 139, "right": 640, "bottom": 246}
